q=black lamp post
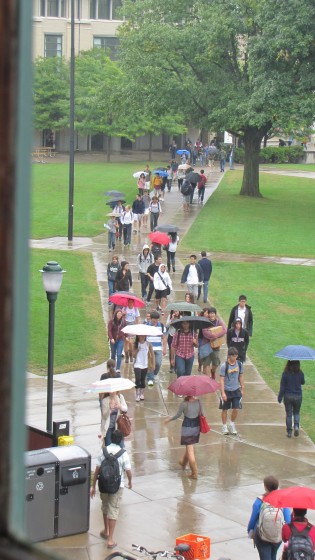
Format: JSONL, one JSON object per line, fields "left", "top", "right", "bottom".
{"left": 40, "top": 261, "right": 65, "bottom": 433}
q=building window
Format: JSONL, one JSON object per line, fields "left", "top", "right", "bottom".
{"left": 40, "top": 0, "right": 66, "bottom": 17}
{"left": 44, "top": 35, "right": 63, "bottom": 57}
{"left": 93, "top": 36, "right": 119, "bottom": 60}
{"left": 90, "top": 0, "right": 122, "bottom": 20}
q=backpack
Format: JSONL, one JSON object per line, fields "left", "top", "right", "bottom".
{"left": 257, "top": 501, "right": 284, "bottom": 543}
{"left": 181, "top": 180, "right": 192, "bottom": 195}
{"left": 287, "top": 522, "right": 314, "bottom": 560}
{"left": 224, "top": 360, "right": 242, "bottom": 376}
{"left": 98, "top": 447, "right": 125, "bottom": 494}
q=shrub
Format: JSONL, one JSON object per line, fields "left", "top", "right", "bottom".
{"left": 233, "top": 145, "right": 304, "bottom": 164}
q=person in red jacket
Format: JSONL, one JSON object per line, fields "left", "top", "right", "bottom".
{"left": 282, "top": 508, "right": 315, "bottom": 552}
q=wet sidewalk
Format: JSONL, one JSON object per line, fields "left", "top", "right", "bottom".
{"left": 27, "top": 170, "right": 315, "bottom": 560}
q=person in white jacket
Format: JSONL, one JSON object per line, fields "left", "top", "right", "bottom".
{"left": 153, "top": 263, "right": 173, "bottom": 315}
{"left": 100, "top": 391, "right": 128, "bottom": 447}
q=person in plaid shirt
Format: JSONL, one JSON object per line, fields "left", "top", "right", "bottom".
{"left": 171, "top": 320, "right": 198, "bottom": 378}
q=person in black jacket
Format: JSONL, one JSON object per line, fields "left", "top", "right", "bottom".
{"left": 146, "top": 255, "right": 162, "bottom": 305}
{"left": 115, "top": 261, "right": 132, "bottom": 292}
{"left": 197, "top": 251, "right": 212, "bottom": 303}
{"left": 227, "top": 318, "right": 249, "bottom": 363}
{"left": 228, "top": 294, "right": 253, "bottom": 336}
{"left": 107, "top": 255, "right": 121, "bottom": 304}
{"left": 132, "top": 194, "right": 145, "bottom": 234}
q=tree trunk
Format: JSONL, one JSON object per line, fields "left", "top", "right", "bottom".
{"left": 107, "top": 135, "right": 111, "bottom": 162}
{"left": 263, "top": 134, "right": 268, "bottom": 148}
{"left": 148, "top": 132, "right": 152, "bottom": 162}
{"left": 240, "top": 127, "right": 266, "bottom": 197}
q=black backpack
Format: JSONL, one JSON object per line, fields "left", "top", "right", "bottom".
{"left": 181, "top": 180, "right": 192, "bottom": 195}
{"left": 287, "top": 522, "right": 314, "bottom": 560}
{"left": 98, "top": 447, "right": 125, "bottom": 494}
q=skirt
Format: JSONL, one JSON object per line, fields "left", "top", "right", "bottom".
{"left": 180, "top": 416, "right": 200, "bottom": 445}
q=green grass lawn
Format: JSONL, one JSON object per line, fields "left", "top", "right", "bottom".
{"left": 29, "top": 250, "right": 107, "bottom": 374}
{"left": 209, "top": 261, "right": 315, "bottom": 441}
{"left": 180, "top": 171, "right": 315, "bottom": 258}
{"left": 260, "top": 163, "right": 315, "bottom": 172}
{"left": 31, "top": 162, "right": 164, "bottom": 238}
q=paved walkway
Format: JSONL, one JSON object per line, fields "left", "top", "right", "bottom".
{"left": 27, "top": 167, "right": 315, "bottom": 560}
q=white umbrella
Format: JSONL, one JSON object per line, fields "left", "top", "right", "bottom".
{"left": 178, "top": 163, "right": 191, "bottom": 170}
{"left": 122, "top": 324, "right": 163, "bottom": 336}
{"left": 86, "top": 378, "right": 135, "bottom": 394}
{"left": 133, "top": 171, "right": 146, "bottom": 178}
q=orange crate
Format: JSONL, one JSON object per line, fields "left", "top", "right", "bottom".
{"left": 176, "top": 533, "right": 211, "bottom": 560}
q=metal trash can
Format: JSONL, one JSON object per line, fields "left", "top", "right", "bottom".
{"left": 25, "top": 445, "right": 91, "bottom": 542}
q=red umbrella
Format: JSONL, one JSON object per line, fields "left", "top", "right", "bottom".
{"left": 149, "top": 231, "right": 170, "bottom": 246}
{"left": 263, "top": 487, "right": 315, "bottom": 510}
{"left": 109, "top": 291, "right": 145, "bottom": 308}
{"left": 168, "top": 375, "right": 220, "bottom": 397}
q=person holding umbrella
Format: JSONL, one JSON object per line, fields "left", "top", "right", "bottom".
{"left": 107, "top": 310, "right": 126, "bottom": 373}
{"left": 164, "top": 394, "right": 204, "bottom": 479}
{"left": 121, "top": 298, "right": 140, "bottom": 363}
{"left": 137, "top": 173, "right": 146, "bottom": 196}
{"left": 112, "top": 200, "right": 125, "bottom": 242}
{"left": 133, "top": 334, "right": 155, "bottom": 402}
{"left": 171, "top": 320, "right": 198, "bottom": 378}
{"left": 278, "top": 360, "right": 305, "bottom": 438}
{"left": 166, "top": 232, "right": 179, "bottom": 273}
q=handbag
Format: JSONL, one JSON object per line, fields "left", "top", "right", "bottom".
{"left": 199, "top": 342, "right": 213, "bottom": 359}
{"left": 116, "top": 412, "right": 132, "bottom": 437}
{"left": 199, "top": 415, "right": 210, "bottom": 434}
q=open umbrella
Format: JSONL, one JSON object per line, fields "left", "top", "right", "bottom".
{"left": 109, "top": 292, "right": 145, "bottom": 308}
{"left": 186, "top": 171, "right": 202, "bottom": 184}
{"left": 122, "top": 324, "right": 163, "bottom": 337}
{"left": 274, "top": 345, "right": 315, "bottom": 360}
{"left": 155, "top": 224, "right": 179, "bottom": 233}
{"left": 165, "top": 301, "right": 202, "bottom": 313}
{"left": 104, "top": 190, "right": 126, "bottom": 197}
{"left": 263, "top": 487, "right": 315, "bottom": 510}
{"left": 106, "top": 212, "right": 121, "bottom": 217}
{"left": 176, "top": 149, "right": 190, "bottom": 156}
{"left": 208, "top": 146, "right": 218, "bottom": 155}
{"left": 153, "top": 169, "right": 168, "bottom": 177}
{"left": 106, "top": 199, "right": 126, "bottom": 206}
{"left": 178, "top": 163, "right": 191, "bottom": 170}
{"left": 133, "top": 171, "right": 146, "bottom": 178}
{"left": 87, "top": 377, "right": 135, "bottom": 394}
{"left": 170, "top": 316, "right": 212, "bottom": 330}
{"left": 168, "top": 375, "right": 220, "bottom": 396}
{"left": 148, "top": 231, "right": 170, "bottom": 245}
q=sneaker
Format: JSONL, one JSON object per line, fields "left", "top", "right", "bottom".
{"left": 169, "top": 367, "right": 174, "bottom": 373}
{"left": 287, "top": 431, "right": 292, "bottom": 438}
{"left": 147, "top": 380, "right": 154, "bottom": 387}
{"left": 177, "top": 394, "right": 183, "bottom": 398}
{"left": 222, "top": 425, "right": 229, "bottom": 435}
{"left": 136, "top": 394, "right": 140, "bottom": 402}
{"left": 116, "top": 369, "right": 120, "bottom": 374}
{"left": 294, "top": 427, "right": 299, "bottom": 437}
{"left": 140, "top": 394, "right": 144, "bottom": 401}
{"left": 153, "top": 376, "right": 158, "bottom": 383}
{"left": 229, "top": 422, "right": 237, "bottom": 435}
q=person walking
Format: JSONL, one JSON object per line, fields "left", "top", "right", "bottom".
{"left": 171, "top": 320, "right": 198, "bottom": 378}
{"left": 137, "top": 173, "right": 146, "bottom": 196}
{"left": 115, "top": 261, "right": 132, "bottom": 292}
{"left": 247, "top": 475, "right": 290, "bottom": 560}
{"left": 104, "top": 214, "right": 118, "bottom": 252}
{"left": 197, "top": 170, "right": 207, "bottom": 203}
{"left": 166, "top": 309, "right": 181, "bottom": 373}
{"left": 121, "top": 299, "right": 140, "bottom": 363}
{"left": 142, "top": 191, "right": 150, "bottom": 229}
{"left": 146, "top": 255, "right": 162, "bottom": 306}
{"left": 133, "top": 335, "right": 155, "bottom": 401}
{"left": 132, "top": 194, "right": 145, "bottom": 234}
{"left": 137, "top": 244, "right": 154, "bottom": 300}
{"left": 228, "top": 294, "right": 253, "bottom": 336}
{"left": 278, "top": 360, "right": 305, "bottom": 438}
{"left": 121, "top": 205, "right": 134, "bottom": 247}
{"left": 107, "top": 310, "right": 127, "bottom": 373}
{"left": 282, "top": 508, "right": 315, "bottom": 556}
{"left": 197, "top": 251, "right": 212, "bottom": 303}
{"left": 153, "top": 263, "right": 173, "bottom": 315}
{"left": 90, "top": 430, "right": 132, "bottom": 549}
{"left": 166, "top": 232, "right": 179, "bottom": 273}
{"left": 164, "top": 395, "right": 204, "bottom": 479}
{"left": 177, "top": 167, "right": 185, "bottom": 192}
{"left": 107, "top": 255, "right": 121, "bottom": 303}
{"left": 227, "top": 318, "right": 249, "bottom": 363}
{"left": 112, "top": 200, "right": 125, "bottom": 242}
{"left": 201, "top": 306, "right": 227, "bottom": 379}
{"left": 181, "top": 254, "right": 204, "bottom": 299}
{"left": 219, "top": 347, "right": 244, "bottom": 435}
{"left": 149, "top": 196, "right": 162, "bottom": 232}
{"left": 146, "top": 311, "right": 167, "bottom": 386}
{"left": 152, "top": 173, "right": 163, "bottom": 199}
{"left": 219, "top": 147, "right": 227, "bottom": 172}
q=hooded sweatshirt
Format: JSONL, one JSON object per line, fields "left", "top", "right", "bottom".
{"left": 137, "top": 245, "right": 154, "bottom": 273}
{"left": 108, "top": 310, "right": 127, "bottom": 341}
{"left": 153, "top": 264, "right": 173, "bottom": 291}
{"left": 115, "top": 261, "right": 132, "bottom": 291}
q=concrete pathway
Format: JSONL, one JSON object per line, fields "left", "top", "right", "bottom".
{"left": 27, "top": 168, "right": 315, "bottom": 560}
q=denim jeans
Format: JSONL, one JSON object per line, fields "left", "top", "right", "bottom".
{"left": 108, "top": 231, "right": 116, "bottom": 250}
{"left": 175, "top": 355, "right": 194, "bottom": 377}
{"left": 123, "top": 223, "right": 132, "bottom": 245}
{"left": 202, "top": 281, "right": 209, "bottom": 302}
{"left": 198, "top": 186, "right": 205, "bottom": 202}
{"left": 108, "top": 279, "right": 115, "bottom": 299}
{"left": 167, "top": 251, "right": 176, "bottom": 271}
{"left": 146, "top": 280, "right": 154, "bottom": 303}
{"left": 140, "top": 272, "right": 150, "bottom": 298}
{"left": 284, "top": 394, "right": 302, "bottom": 433}
{"left": 110, "top": 338, "right": 124, "bottom": 371}
{"left": 150, "top": 212, "right": 159, "bottom": 232}
{"left": 254, "top": 533, "right": 281, "bottom": 560}
{"left": 220, "top": 159, "right": 226, "bottom": 172}
{"left": 147, "top": 350, "right": 162, "bottom": 381}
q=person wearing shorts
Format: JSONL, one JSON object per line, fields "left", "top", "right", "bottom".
{"left": 219, "top": 347, "right": 244, "bottom": 435}
{"left": 90, "top": 430, "right": 132, "bottom": 549}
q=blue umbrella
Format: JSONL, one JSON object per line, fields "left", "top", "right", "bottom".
{"left": 274, "top": 345, "right": 315, "bottom": 360}
{"left": 176, "top": 149, "right": 190, "bottom": 156}
{"left": 153, "top": 169, "right": 168, "bottom": 177}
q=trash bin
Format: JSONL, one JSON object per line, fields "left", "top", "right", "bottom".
{"left": 25, "top": 445, "right": 91, "bottom": 542}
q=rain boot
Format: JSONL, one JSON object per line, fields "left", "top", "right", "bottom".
{"left": 140, "top": 389, "right": 145, "bottom": 401}
{"left": 179, "top": 451, "right": 188, "bottom": 469}
{"left": 135, "top": 389, "right": 140, "bottom": 402}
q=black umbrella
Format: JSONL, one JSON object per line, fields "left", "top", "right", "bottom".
{"left": 104, "top": 190, "right": 126, "bottom": 197}
{"left": 155, "top": 224, "right": 180, "bottom": 233}
{"left": 170, "top": 316, "right": 212, "bottom": 330}
{"left": 186, "top": 171, "right": 202, "bottom": 184}
{"left": 105, "top": 199, "right": 126, "bottom": 206}
{"left": 155, "top": 166, "right": 167, "bottom": 171}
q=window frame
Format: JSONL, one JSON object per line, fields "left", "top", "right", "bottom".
{"left": 44, "top": 34, "right": 63, "bottom": 58}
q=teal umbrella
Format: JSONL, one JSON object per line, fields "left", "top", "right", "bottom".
{"left": 165, "top": 301, "right": 202, "bottom": 312}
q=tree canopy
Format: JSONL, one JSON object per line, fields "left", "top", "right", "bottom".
{"left": 33, "top": 57, "right": 70, "bottom": 131}
{"left": 119, "top": 0, "right": 315, "bottom": 196}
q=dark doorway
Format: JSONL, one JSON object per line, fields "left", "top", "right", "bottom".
{"left": 91, "top": 133, "right": 104, "bottom": 151}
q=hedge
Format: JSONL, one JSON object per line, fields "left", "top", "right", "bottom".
{"left": 234, "top": 145, "right": 304, "bottom": 164}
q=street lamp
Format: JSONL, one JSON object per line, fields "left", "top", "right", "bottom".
{"left": 40, "top": 261, "right": 65, "bottom": 433}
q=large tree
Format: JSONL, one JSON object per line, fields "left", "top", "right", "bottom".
{"left": 33, "top": 56, "right": 70, "bottom": 132}
{"left": 119, "top": 0, "right": 315, "bottom": 196}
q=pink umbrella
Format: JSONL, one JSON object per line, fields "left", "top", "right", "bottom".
{"left": 109, "top": 291, "right": 145, "bottom": 308}
{"left": 168, "top": 375, "right": 220, "bottom": 396}
{"left": 149, "top": 231, "right": 170, "bottom": 246}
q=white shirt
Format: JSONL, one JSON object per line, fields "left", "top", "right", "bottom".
{"left": 187, "top": 264, "right": 199, "bottom": 285}
{"left": 96, "top": 443, "right": 131, "bottom": 488}
{"left": 134, "top": 342, "right": 149, "bottom": 369}
{"left": 122, "top": 306, "right": 140, "bottom": 324}
{"left": 237, "top": 306, "right": 246, "bottom": 325}
{"left": 121, "top": 211, "right": 134, "bottom": 224}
